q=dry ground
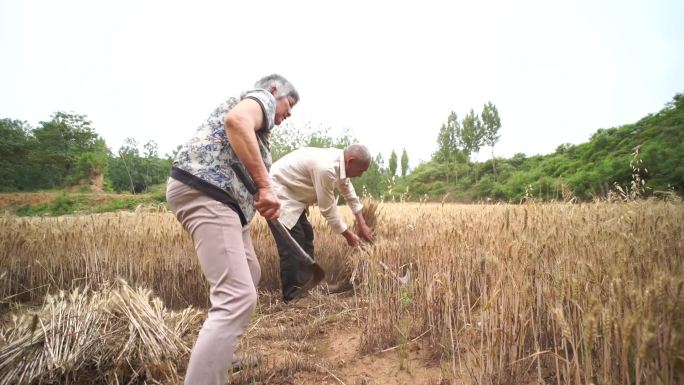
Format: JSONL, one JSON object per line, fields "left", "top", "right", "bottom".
{"left": 225, "top": 290, "right": 447, "bottom": 385}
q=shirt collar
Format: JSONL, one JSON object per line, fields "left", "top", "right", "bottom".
{"left": 338, "top": 149, "right": 346, "bottom": 180}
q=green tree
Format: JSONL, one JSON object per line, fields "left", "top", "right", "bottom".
{"left": 67, "top": 138, "right": 110, "bottom": 187}
{"left": 388, "top": 150, "right": 398, "bottom": 177}
{"left": 353, "top": 152, "right": 389, "bottom": 199}
{"left": 435, "top": 111, "right": 460, "bottom": 183}
{"left": 400, "top": 148, "right": 409, "bottom": 177}
{"left": 108, "top": 138, "right": 142, "bottom": 193}
{"left": 29, "top": 112, "right": 101, "bottom": 188}
{"left": 481, "top": 102, "right": 501, "bottom": 180}
{"left": 142, "top": 140, "right": 166, "bottom": 190}
{"left": 460, "top": 109, "right": 484, "bottom": 159}
{"left": 106, "top": 138, "right": 171, "bottom": 193}
{"left": 0, "top": 119, "right": 34, "bottom": 191}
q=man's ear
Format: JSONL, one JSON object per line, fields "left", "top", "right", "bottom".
{"left": 268, "top": 85, "right": 278, "bottom": 96}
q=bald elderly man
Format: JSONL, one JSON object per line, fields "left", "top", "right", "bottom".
{"left": 268, "top": 145, "right": 374, "bottom": 301}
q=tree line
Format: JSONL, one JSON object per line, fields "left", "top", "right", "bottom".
{"left": 2, "top": 92, "right": 682, "bottom": 202}
{"left": 0, "top": 113, "right": 403, "bottom": 197}
{"left": 0, "top": 112, "right": 171, "bottom": 193}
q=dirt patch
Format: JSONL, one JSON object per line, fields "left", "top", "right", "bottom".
{"left": 226, "top": 292, "right": 446, "bottom": 385}
{"left": 0, "top": 192, "right": 152, "bottom": 214}
{"left": 0, "top": 192, "right": 60, "bottom": 209}
{"left": 321, "top": 329, "right": 443, "bottom": 385}
{"left": 89, "top": 172, "right": 105, "bottom": 193}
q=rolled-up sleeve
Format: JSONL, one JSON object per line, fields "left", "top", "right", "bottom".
{"left": 313, "top": 168, "right": 348, "bottom": 234}
{"left": 337, "top": 179, "right": 363, "bottom": 214}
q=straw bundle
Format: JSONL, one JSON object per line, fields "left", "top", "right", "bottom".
{"left": 0, "top": 279, "right": 203, "bottom": 385}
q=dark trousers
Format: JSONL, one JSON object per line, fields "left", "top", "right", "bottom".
{"left": 267, "top": 212, "right": 314, "bottom": 301}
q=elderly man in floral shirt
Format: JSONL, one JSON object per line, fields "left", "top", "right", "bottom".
{"left": 167, "top": 74, "right": 298, "bottom": 385}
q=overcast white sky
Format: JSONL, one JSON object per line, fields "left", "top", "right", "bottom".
{"left": 1, "top": 0, "right": 683, "bottom": 167}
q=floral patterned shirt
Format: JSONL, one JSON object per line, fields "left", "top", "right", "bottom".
{"left": 172, "top": 89, "right": 276, "bottom": 224}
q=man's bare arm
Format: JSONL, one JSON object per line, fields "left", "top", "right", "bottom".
{"left": 225, "top": 99, "right": 279, "bottom": 219}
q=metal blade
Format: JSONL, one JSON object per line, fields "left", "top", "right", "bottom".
{"left": 268, "top": 219, "right": 325, "bottom": 298}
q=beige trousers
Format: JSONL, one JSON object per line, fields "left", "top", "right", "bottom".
{"left": 166, "top": 178, "right": 260, "bottom": 385}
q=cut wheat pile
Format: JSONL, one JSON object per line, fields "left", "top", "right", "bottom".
{"left": 0, "top": 280, "right": 202, "bottom": 385}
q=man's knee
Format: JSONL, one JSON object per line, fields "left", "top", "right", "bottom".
{"left": 212, "top": 286, "right": 258, "bottom": 318}
{"left": 235, "top": 286, "right": 258, "bottom": 314}
{"left": 244, "top": 286, "right": 258, "bottom": 309}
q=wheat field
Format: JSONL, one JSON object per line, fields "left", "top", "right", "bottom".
{"left": 1, "top": 201, "right": 683, "bottom": 384}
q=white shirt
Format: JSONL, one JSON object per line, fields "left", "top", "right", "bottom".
{"left": 270, "top": 147, "right": 364, "bottom": 233}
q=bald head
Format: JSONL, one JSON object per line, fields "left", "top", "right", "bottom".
{"left": 344, "top": 144, "right": 371, "bottom": 163}
{"left": 343, "top": 144, "right": 371, "bottom": 178}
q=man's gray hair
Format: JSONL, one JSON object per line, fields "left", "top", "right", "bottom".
{"left": 254, "top": 74, "right": 300, "bottom": 104}
{"left": 344, "top": 144, "right": 371, "bottom": 164}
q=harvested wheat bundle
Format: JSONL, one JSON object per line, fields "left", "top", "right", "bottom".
{"left": 0, "top": 280, "right": 203, "bottom": 385}
{"left": 325, "top": 198, "right": 382, "bottom": 292}
{"left": 0, "top": 287, "right": 105, "bottom": 385}
{"left": 354, "top": 198, "right": 381, "bottom": 231}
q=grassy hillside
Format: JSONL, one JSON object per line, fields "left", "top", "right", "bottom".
{"left": 397, "top": 93, "right": 683, "bottom": 201}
